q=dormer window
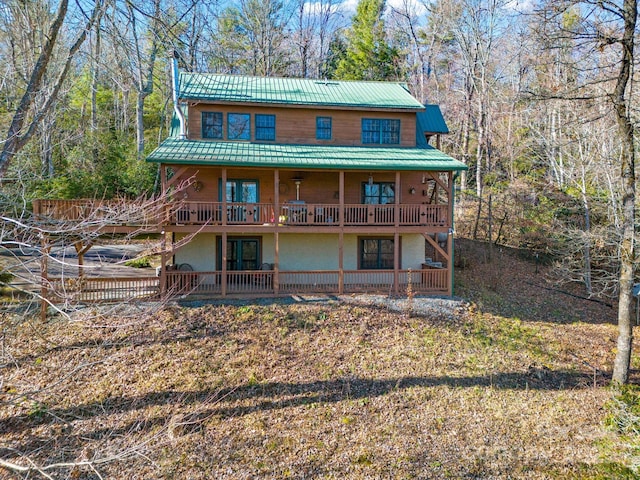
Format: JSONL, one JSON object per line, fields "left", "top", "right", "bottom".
{"left": 228, "top": 113, "right": 251, "bottom": 140}
{"left": 202, "top": 112, "right": 223, "bottom": 139}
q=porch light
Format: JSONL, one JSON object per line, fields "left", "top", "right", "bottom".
{"left": 422, "top": 173, "right": 427, "bottom": 184}
{"left": 292, "top": 176, "right": 303, "bottom": 201}
{"left": 409, "top": 187, "right": 416, "bottom": 195}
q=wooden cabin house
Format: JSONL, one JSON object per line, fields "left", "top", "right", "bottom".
{"left": 32, "top": 67, "right": 466, "bottom": 302}
{"left": 147, "top": 68, "right": 466, "bottom": 297}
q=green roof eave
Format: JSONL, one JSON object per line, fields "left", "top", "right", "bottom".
{"left": 146, "top": 139, "right": 468, "bottom": 172}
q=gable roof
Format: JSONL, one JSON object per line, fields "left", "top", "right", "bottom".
{"left": 178, "top": 73, "right": 425, "bottom": 110}
{"left": 147, "top": 139, "right": 467, "bottom": 172}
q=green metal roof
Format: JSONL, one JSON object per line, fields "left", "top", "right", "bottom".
{"left": 146, "top": 139, "right": 467, "bottom": 171}
{"left": 418, "top": 105, "right": 449, "bottom": 133}
{"left": 178, "top": 73, "right": 425, "bottom": 110}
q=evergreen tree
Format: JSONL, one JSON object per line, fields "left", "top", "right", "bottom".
{"left": 332, "top": 0, "right": 400, "bottom": 80}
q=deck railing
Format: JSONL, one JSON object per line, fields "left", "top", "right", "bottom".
{"left": 170, "top": 202, "right": 449, "bottom": 227}
{"left": 48, "top": 276, "right": 160, "bottom": 303}
{"left": 44, "top": 268, "right": 448, "bottom": 304}
{"left": 33, "top": 199, "right": 160, "bottom": 226}
{"left": 164, "top": 268, "right": 448, "bottom": 297}
{"left": 34, "top": 199, "right": 449, "bottom": 228}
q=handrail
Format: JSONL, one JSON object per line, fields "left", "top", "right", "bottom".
{"left": 34, "top": 200, "right": 450, "bottom": 227}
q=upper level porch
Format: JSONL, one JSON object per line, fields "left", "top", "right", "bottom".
{"left": 31, "top": 198, "right": 451, "bottom": 231}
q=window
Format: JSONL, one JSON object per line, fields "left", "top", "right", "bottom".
{"left": 255, "top": 114, "right": 276, "bottom": 141}
{"left": 360, "top": 238, "right": 395, "bottom": 269}
{"left": 202, "top": 112, "right": 223, "bottom": 139}
{"left": 228, "top": 113, "right": 251, "bottom": 140}
{"left": 362, "top": 182, "right": 395, "bottom": 204}
{"left": 217, "top": 237, "right": 261, "bottom": 271}
{"left": 223, "top": 179, "right": 258, "bottom": 203}
{"left": 361, "top": 119, "right": 400, "bottom": 144}
{"left": 316, "top": 116, "right": 332, "bottom": 140}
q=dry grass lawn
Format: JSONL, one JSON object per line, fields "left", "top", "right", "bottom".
{"left": 0, "top": 241, "right": 637, "bottom": 479}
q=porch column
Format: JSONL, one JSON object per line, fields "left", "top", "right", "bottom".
{"left": 40, "top": 237, "right": 49, "bottom": 321}
{"left": 339, "top": 231, "right": 344, "bottom": 294}
{"left": 222, "top": 168, "right": 228, "bottom": 226}
{"left": 274, "top": 169, "right": 280, "bottom": 294}
{"left": 160, "top": 165, "right": 168, "bottom": 223}
{"left": 339, "top": 171, "right": 345, "bottom": 293}
{"left": 447, "top": 230, "right": 453, "bottom": 297}
{"left": 221, "top": 231, "right": 227, "bottom": 296}
{"left": 394, "top": 172, "right": 401, "bottom": 295}
{"left": 395, "top": 171, "right": 400, "bottom": 229}
{"left": 448, "top": 171, "right": 455, "bottom": 296}
{"left": 274, "top": 231, "right": 280, "bottom": 294}
{"left": 159, "top": 231, "right": 167, "bottom": 300}
{"left": 394, "top": 232, "right": 400, "bottom": 295}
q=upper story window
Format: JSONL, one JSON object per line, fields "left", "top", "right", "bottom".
{"left": 362, "top": 182, "right": 395, "bottom": 204}
{"left": 361, "top": 119, "right": 400, "bottom": 144}
{"left": 228, "top": 113, "right": 251, "bottom": 140}
{"left": 255, "top": 114, "right": 276, "bottom": 141}
{"left": 316, "top": 116, "right": 332, "bottom": 140}
{"left": 202, "top": 112, "right": 223, "bottom": 139}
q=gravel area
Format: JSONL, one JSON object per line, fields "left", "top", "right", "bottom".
{"left": 172, "top": 293, "right": 468, "bottom": 322}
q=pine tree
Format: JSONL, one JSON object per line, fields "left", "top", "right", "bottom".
{"left": 332, "top": 0, "right": 400, "bottom": 80}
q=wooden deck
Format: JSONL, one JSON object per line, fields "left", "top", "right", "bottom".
{"left": 33, "top": 199, "right": 450, "bottom": 229}
{"left": 45, "top": 268, "right": 448, "bottom": 304}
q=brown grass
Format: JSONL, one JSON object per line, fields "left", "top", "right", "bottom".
{"left": 0, "top": 240, "right": 635, "bottom": 479}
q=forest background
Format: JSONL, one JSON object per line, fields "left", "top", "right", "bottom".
{"left": 0, "top": 0, "right": 637, "bottom": 376}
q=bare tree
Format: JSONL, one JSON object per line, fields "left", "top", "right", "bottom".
{"left": 0, "top": 0, "right": 105, "bottom": 177}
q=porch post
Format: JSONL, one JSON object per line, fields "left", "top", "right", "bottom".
{"left": 159, "top": 231, "right": 167, "bottom": 300}
{"left": 222, "top": 168, "right": 228, "bottom": 226}
{"left": 339, "top": 231, "right": 344, "bottom": 294}
{"left": 274, "top": 167, "right": 280, "bottom": 295}
{"left": 339, "top": 171, "right": 345, "bottom": 293}
{"left": 221, "top": 231, "right": 227, "bottom": 296}
{"left": 274, "top": 231, "right": 280, "bottom": 295}
{"left": 448, "top": 171, "right": 455, "bottom": 296}
{"left": 394, "top": 231, "right": 400, "bottom": 295}
{"left": 447, "top": 230, "right": 453, "bottom": 296}
{"left": 394, "top": 172, "right": 401, "bottom": 295}
{"left": 395, "top": 171, "right": 400, "bottom": 229}
{"left": 40, "top": 236, "right": 49, "bottom": 321}
{"left": 160, "top": 165, "right": 168, "bottom": 223}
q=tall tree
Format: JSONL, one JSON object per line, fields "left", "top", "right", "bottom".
{"left": 332, "top": 0, "right": 400, "bottom": 80}
{"left": 532, "top": 0, "right": 637, "bottom": 382}
{"left": 0, "top": 0, "right": 104, "bottom": 177}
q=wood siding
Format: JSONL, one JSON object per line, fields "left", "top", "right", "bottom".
{"left": 167, "top": 166, "right": 448, "bottom": 206}
{"left": 187, "top": 104, "right": 417, "bottom": 147}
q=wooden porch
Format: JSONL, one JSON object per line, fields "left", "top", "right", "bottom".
{"left": 32, "top": 200, "right": 450, "bottom": 230}
{"left": 44, "top": 268, "right": 449, "bottom": 304}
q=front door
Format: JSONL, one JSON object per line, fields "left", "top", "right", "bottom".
{"left": 218, "top": 237, "right": 260, "bottom": 271}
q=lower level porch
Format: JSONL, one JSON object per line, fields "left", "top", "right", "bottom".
{"left": 45, "top": 267, "right": 449, "bottom": 305}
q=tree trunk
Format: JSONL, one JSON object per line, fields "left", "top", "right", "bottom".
{"left": 0, "top": 0, "right": 69, "bottom": 177}
{"left": 611, "top": 0, "right": 637, "bottom": 385}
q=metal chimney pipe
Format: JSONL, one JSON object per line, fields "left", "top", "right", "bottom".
{"left": 171, "top": 52, "right": 187, "bottom": 139}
